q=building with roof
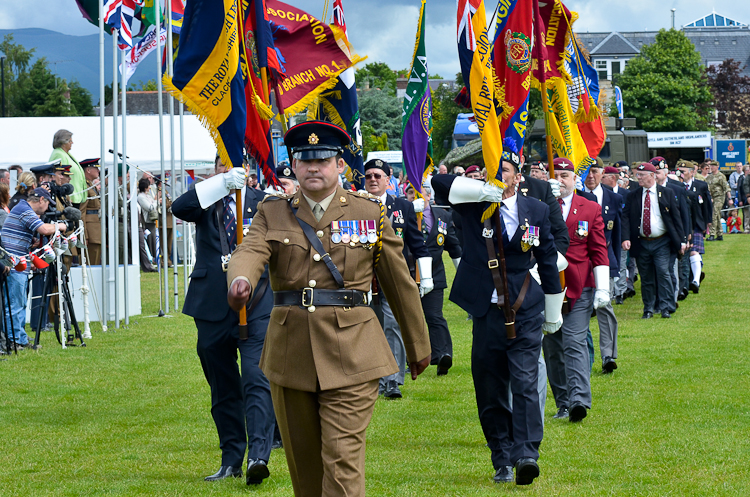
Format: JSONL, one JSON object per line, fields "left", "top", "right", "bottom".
{"left": 576, "top": 10, "right": 750, "bottom": 82}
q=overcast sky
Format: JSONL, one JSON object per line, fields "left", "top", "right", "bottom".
{"left": 2, "top": 0, "right": 749, "bottom": 79}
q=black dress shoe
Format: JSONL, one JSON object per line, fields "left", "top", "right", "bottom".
{"left": 569, "top": 403, "right": 588, "bottom": 422}
{"left": 271, "top": 438, "right": 283, "bottom": 450}
{"left": 708, "top": 235, "right": 715, "bottom": 241}
{"left": 717, "top": 235, "right": 724, "bottom": 241}
{"left": 384, "top": 380, "right": 402, "bottom": 399}
{"left": 553, "top": 407, "right": 569, "bottom": 419}
{"left": 493, "top": 465, "right": 514, "bottom": 483}
{"left": 641, "top": 311, "right": 653, "bottom": 319}
{"left": 602, "top": 357, "right": 618, "bottom": 374}
{"left": 677, "top": 289, "right": 687, "bottom": 301}
{"left": 204, "top": 465, "right": 242, "bottom": 481}
{"left": 436, "top": 354, "right": 452, "bottom": 376}
{"left": 690, "top": 282, "right": 700, "bottom": 294}
{"left": 246, "top": 459, "right": 270, "bottom": 485}
{"left": 615, "top": 296, "right": 624, "bottom": 305}
{"left": 700, "top": 271, "right": 705, "bottom": 282}
{"left": 661, "top": 310, "right": 671, "bottom": 318}
{"left": 514, "top": 458, "right": 539, "bottom": 485}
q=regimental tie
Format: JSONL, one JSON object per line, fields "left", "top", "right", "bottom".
{"left": 643, "top": 189, "right": 652, "bottom": 237}
{"left": 499, "top": 202, "right": 508, "bottom": 242}
{"left": 313, "top": 203, "right": 324, "bottom": 222}
{"left": 223, "top": 196, "right": 237, "bottom": 251}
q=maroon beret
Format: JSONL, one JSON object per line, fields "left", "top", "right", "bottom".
{"left": 604, "top": 166, "right": 620, "bottom": 175}
{"left": 637, "top": 162, "right": 656, "bottom": 173}
{"left": 465, "top": 165, "right": 481, "bottom": 174}
{"left": 650, "top": 157, "right": 668, "bottom": 170}
{"left": 552, "top": 157, "right": 575, "bottom": 172}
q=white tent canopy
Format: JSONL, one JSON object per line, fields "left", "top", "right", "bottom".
{"left": 1, "top": 115, "right": 217, "bottom": 172}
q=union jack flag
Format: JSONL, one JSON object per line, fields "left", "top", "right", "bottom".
{"left": 103, "top": 0, "right": 137, "bottom": 49}
{"left": 332, "top": 0, "right": 348, "bottom": 38}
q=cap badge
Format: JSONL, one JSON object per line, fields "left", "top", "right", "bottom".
{"left": 308, "top": 133, "right": 319, "bottom": 145}
{"left": 283, "top": 167, "right": 291, "bottom": 177}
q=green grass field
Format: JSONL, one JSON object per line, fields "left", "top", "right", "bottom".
{"left": 2, "top": 236, "right": 749, "bottom": 496}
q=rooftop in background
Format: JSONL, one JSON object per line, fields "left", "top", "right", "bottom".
{"left": 103, "top": 92, "right": 192, "bottom": 116}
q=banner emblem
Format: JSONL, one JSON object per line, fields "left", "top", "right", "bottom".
{"left": 505, "top": 31, "right": 531, "bottom": 74}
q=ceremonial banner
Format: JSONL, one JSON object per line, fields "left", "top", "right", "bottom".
{"left": 265, "top": 0, "right": 364, "bottom": 116}
{"left": 170, "top": 0, "right": 185, "bottom": 34}
{"left": 531, "top": 0, "right": 574, "bottom": 84}
{"left": 456, "top": 0, "right": 505, "bottom": 219}
{"left": 104, "top": 0, "right": 137, "bottom": 48}
{"left": 320, "top": 0, "right": 364, "bottom": 189}
{"left": 492, "top": 0, "right": 533, "bottom": 153}
{"left": 164, "top": 0, "right": 246, "bottom": 170}
{"left": 402, "top": 0, "right": 433, "bottom": 194}
{"left": 564, "top": 35, "right": 606, "bottom": 158}
{"left": 120, "top": 24, "right": 168, "bottom": 84}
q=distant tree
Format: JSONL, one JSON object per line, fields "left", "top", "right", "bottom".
{"left": 129, "top": 79, "right": 159, "bottom": 91}
{"left": 356, "top": 62, "right": 397, "bottom": 96}
{"left": 613, "top": 29, "right": 713, "bottom": 131}
{"left": 707, "top": 59, "right": 750, "bottom": 138}
{"left": 13, "top": 59, "right": 56, "bottom": 116}
{"left": 33, "top": 80, "right": 77, "bottom": 117}
{"left": 68, "top": 80, "right": 95, "bottom": 116}
{"left": 431, "top": 79, "right": 464, "bottom": 163}
{"left": 359, "top": 88, "right": 402, "bottom": 150}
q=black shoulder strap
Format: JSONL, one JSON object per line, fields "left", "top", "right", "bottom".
{"left": 290, "top": 202, "right": 345, "bottom": 289}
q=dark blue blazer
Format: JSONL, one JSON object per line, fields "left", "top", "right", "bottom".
{"left": 666, "top": 178, "right": 691, "bottom": 244}
{"left": 621, "top": 184, "right": 684, "bottom": 257}
{"left": 172, "top": 187, "right": 272, "bottom": 323}
{"left": 432, "top": 175, "right": 562, "bottom": 319}
{"left": 423, "top": 206, "right": 462, "bottom": 290}
{"left": 384, "top": 194, "right": 430, "bottom": 261}
{"left": 518, "top": 175, "right": 570, "bottom": 255}
{"left": 687, "top": 179, "right": 712, "bottom": 232}
{"left": 598, "top": 187, "right": 623, "bottom": 277}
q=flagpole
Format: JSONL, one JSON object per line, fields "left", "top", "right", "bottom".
{"left": 179, "top": 101, "right": 187, "bottom": 297}
{"left": 167, "top": 0, "right": 178, "bottom": 310}
{"left": 156, "top": 0, "right": 169, "bottom": 315}
{"left": 112, "top": 28, "right": 120, "bottom": 328}
{"left": 99, "top": 0, "right": 108, "bottom": 331}
{"left": 121, "top": 43, "right": 130, "bottom": 325}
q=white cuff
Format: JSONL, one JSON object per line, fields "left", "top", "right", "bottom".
{"left": 557, "top": 251, "right": 569, "bottom": 271}
{"left": 416, "top": 257, "right": 433, "bottom": 280}
{"left": 447, "top": 176, "right": 485, "bottom": 204}
{"left": 593, "top": 265, "right": 610, "bottom": 294}
{"left": 195, "top": 174, "right": 231, "bottom": 209}
{"left": 544, "top": 290, "right": 566, "bottom": 324}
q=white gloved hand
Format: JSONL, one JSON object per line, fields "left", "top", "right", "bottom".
{"left": 575, "top": 176, "right": 584, "bottom": 192}
{"left": 417, "top": 256, "right": 434, "bottom": 297}
{"left": 542, "top": 290, "right": 566, "bottom": 334}
{"left": 548, "top": 178, "right": 561, "bottom": 198}
{"left": 448, "top": 176, "right": 504, "bottom": 204}
{"left": 452, "top": 257, "right": 461, "bottom": 270}
{"left": 556, "top": 251, "right": 569, "bottom": 271}
{"left": 593, "top": 265, "right": 610, "bottom": 310}
{"left": 529, "top": 263, "right": 541, "bottom": 285}
{"left": 224, "top": 168, "right": 248, "bottom": 190}
{"left": 412, "top": 198, "right": 425, "bottom": 213}
{"left": 196, "top": 168, "right": 246, "bottom": 209}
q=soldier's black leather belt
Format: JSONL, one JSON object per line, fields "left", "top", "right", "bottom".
{"left": 86, "top": 210, "right": 100, "bottom": 214}
{"left": 639, "top": 234, "right": 666, "bottom": 240}
{"left": 274, "top": 288, "right": 369, "bottom": 308}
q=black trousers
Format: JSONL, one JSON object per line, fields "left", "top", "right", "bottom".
{"left": 195, "top": 311, "right": 275, "bottom": 467}
{"left": 636, "top": 237, "right": 675, "bottom": 314}
{"left": 422, "top": 288, "right": 453, "bottom": 363}
{"left": 471, "top": 307, "right": 544, "bottom": 468}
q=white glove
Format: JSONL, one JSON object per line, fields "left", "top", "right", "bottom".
{"left": 548, "top": 178, "right": 561, "bottom": 198}
{"left": 195, "top": 168, "right": 247, "bottom": 209}
{"left": 556, "top": 251, "right": 569, "bottom": 271}
{"left": 452, "top": 257, "right": 461, "bottom": 270}
{"left": 417, "top": 256, "right": 434, "bottom": 297}
{"left": 529, "top": 263, "right": 541, "bottom": 285}
{"left": 542, "top": 290, "right": 565, "bottom": 334}
{"left": 575, "top": 176, "right": 584, "bottom": 192}
{"left": 412, "top": 198, "right": 425, "bottom": 213}
{"left": 448, "top": 176, "right": 504, "bottom": 204}
{"left": 593, "top": 265, "right": 610, "bottom": 310}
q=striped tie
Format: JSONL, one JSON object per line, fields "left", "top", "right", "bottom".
{"left": 223, "top": 196, "right": 237, "bottom": 251}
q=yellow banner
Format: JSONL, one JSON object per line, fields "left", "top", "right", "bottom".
{"left": 544, "top": 78, "right": 595, "bottom": 175}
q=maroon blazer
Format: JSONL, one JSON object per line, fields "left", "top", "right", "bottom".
{"left": 563, "top": 195, "right": 609, "bottom": 308}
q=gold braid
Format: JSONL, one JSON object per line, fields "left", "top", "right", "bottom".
{"left": 373, "top": 200, "right": 386, "bottom": 268}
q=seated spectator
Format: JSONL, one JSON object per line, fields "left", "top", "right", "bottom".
{"left": 727, "top": 209, "right": 742, "bottom": 234}
{"left": 1, "top": 188, "right": 69, "bottom": 350}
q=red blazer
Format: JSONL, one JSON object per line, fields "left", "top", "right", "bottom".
{"left": 563, "top": 195, "right": 609, "bottom": 307}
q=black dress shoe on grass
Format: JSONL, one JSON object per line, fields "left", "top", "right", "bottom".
{"left": 384, "top": 380, "right": 402, "bottom": 399}
{"left": 690, "top": 282, "right": 700, "bottom": 294}
{"left": 553, "top": 407, "right": 569, "bottom": 419}
{"left": 615, "top": 296, "right": 624, "bottom": 305}
{"left": 661, "top": 310, "right": 671, "bottom": 319}
{"left": 246, "top": 459, "right": 270, "bottom": 485}
{"left": 436, "top": 354, "right": 452, "bottom": 376}
{"left": 569, "top": 403, "right": 588, "bottom": 423}
{"left": 205, "top": 466, "right": 242, "bottom": 481}
{"left": 641, "top": 311, "right": 653, "bottom": 319}
{"left": 515, "top": 458, "right": 539, "bottom": 485}
{"left": 602, "top": 357, "right": 618, "bottom": 374}
{"left": 493, "top": 465, "right": 514, "bottom": 483}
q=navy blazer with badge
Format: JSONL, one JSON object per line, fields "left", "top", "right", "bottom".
{"left": 687, "top": 179, "right": 712, "bottom": 232}
{"left": 595, "top": 187, "right": 623, "bottom": 277}
{"left": 432, "top": 175, "right": 561, "bottom": 320}
{"left": 666, "top": 178, "right": 691, "bottom": 244}
{"left": 424, "top": 206, "right": 462, "bottom": 290}
{"left": 172, "top": 187, "right": 272, "bottom": 323}
{"left": 383, "top": 194, "right": 430, "bottom": 262}
{"left": 518, "top": 175, "right": 570, "bottom": 255}
{"left": 621, "top": 184, "right": 684, "bottom": 258}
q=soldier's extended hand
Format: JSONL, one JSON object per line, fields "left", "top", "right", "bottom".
{"left": 228, "top": 279, "right": 251, "bottom": 311}
{"left": 410, "top": 355, "right": 431, "bottom": 380}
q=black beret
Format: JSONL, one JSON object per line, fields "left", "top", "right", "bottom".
{"left": 284, "top": 120, "right": 350, "bottom": 161}
{"left": 364, "top": 159, "right": 391, "bottom": 176}
{"left": 276, "top": 165, "right": 296, "bottom": 180}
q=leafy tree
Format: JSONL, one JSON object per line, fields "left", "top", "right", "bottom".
{"left": 356, "top": 62, "right": 397, "bottom": 96}
{"left": 358, "top": 88, "right": 402, "bottom": 150}
{"left": 13, "top": 59, "right": 56, "bottom": 116}
{"left": 33, "top": 80, "right": 77, "bottom": 117}
{"left": 613, "top": 29, "right": 713, "bottom": 131}
{"left": 431, "top": 79, "right": 464, "bottom": 163}
{"left": 707, "top": 59, "right": 750, "bottom": 138}
{"left": 68, "top": 80, "right": 95, "bottom": 116}
{"left": 128, "top": 79, "right": 159, "bottom": 91}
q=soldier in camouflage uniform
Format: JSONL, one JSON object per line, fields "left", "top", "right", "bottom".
{"left": 706, "top": 161, "right": 730, "bottom": 240}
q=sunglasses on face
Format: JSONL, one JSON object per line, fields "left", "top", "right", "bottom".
{"left": 365, "top": 173, "right": 384, "bottom": 180}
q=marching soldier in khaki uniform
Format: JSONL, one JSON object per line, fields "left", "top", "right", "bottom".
{"left": 79, "top": 159, "right": 102, "bottom": 265}
{"left": 706, "top": 160, "right": 730, "bottom": 240}
{"left": 227, "top": 121, "right": 430, "bottom": 497}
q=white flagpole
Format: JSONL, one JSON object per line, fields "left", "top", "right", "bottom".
{"left": 80, "top": 221, "right": 92, "bottom": 339}
{"left": 180, "top": 102, "right": 188, "bottom": 296}
{"left": 99, "top": 0, "right": 108, "bottom": 331}
{"left": 121, "top": 42, "right": 129, "bottom": 325}
{"left": 111, "top": 28, "right": 120, "bottom": 328}
{"left": 166, "top": 0, "right": 178, "bottom": 310}
{"left": 155, "top": 0, "right": 169, "bottom": 314}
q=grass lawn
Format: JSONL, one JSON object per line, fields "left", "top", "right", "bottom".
{"left": 2, "top": 235, "right": 749, "bottom": 496}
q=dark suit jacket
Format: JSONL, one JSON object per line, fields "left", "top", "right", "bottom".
{"left": 423, "top": 206, "right": 462, "bottom": 290}
{"left": 384, "top": 194, "right": 430, "bottom": 262}
{"left": 518, "top": 175, "right": 570, "bottom": 255}
{"left": 612, "top": 185, "right": 629, "bottom": 207}
{"left": 432, "top": 175, "right": 561, "bottom": 319}
{"left": 687, "top": 179, "right": 712, "bottom": 232}
{"left": 621, "top": 184, "right": 684, "bottom": 257}
{"left": 172, "top": 188, "right": 272, "bottom": 323}
{"left": 593, "top": 187, "right": 623, "bottom": 277}
{"left": 666, "top": 178, "right": 691, "bottom": 243}
{"left": 242, "top": 186, "right": 266, "bottom": 220}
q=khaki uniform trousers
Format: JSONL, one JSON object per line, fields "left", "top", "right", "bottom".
{"left": 271, "top": 380, "right": 379, "bottom": 497}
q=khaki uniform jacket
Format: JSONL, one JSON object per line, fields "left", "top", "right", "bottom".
{"left": 79, "top": 180, "right": 102, "bottom": 244}
{"left": 227, "top": 187, "right": 430, "bottom": 392}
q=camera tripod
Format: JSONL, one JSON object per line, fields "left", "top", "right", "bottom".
{"left": 32, "top": 259, "right": 86, "bottom": 348}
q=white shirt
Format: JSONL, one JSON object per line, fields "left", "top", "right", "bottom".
{"left": 640, "top": 185, "right": 665, "bottom": 237}
{"left": 559, "top": 192, "right": 575, "bottom": 221}
{"left": 585, "top": 184, "right": 604, "bottom": 206}
{"left": 686, "top": 179, "right": 694, "bottom": 190}
{"left": 491, "top": 194, "right": 520, "bottom": 304}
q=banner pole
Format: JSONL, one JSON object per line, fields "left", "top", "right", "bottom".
{"left": 112, "top": 28, "right": 120, "bottom": 328}
{"left": 180, "top": 101, "right": 187, "bottom": 299}
{"left": 156, "top": 0, "right": 169, "bottom": 314}
{"left": 167, "top": 0, "right": 178, "bottom": 310}
{"left": 121, "top": 43, "right": 129, "bottom": 325}
{"left": 98, "top": 0, "right": 108, "bottom": 331}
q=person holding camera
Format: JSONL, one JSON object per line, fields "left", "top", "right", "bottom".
{"left": 1, "top": 188, "right": 72, "bottom": 350}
